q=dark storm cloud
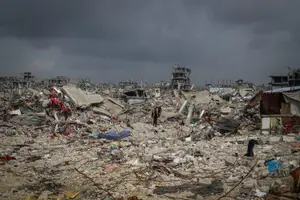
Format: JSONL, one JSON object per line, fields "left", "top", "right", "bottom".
{"left": 0, "top": 0, "right": 154, "bottom": 39}
{"left": 1, "top": 0, "right": 300, "bottom": 84}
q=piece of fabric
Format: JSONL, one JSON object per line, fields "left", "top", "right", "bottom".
{"left": 283, "top": 91, "right": 300, "bottom": 115}
{"left": 283, "top": 91, "right": 300, "bottom": 101}
{"left": 97, "top": 129, "right": 131, "bottom": 140}
{"left": 281, "top": 102, "right": 291, "bottom": 114}
{"left": 265, "top": 160, "right": 281, "bottom": 173}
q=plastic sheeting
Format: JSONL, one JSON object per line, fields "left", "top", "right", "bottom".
{"left": 283, "top": 91, "right": 300, "bottom": 115}
{"left": 97, "top": 129, "right": 131, "bottom": 140}
{"left": 265, "top": 160, "right": 281, "bottom": 173}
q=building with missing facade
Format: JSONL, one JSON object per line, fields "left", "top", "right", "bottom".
{"left": 119, "top": 80, "right": 138, "bottom": 89}
{"left": 269, "top": 68, "right": 300, "bottom": 90}
{"left": 171, "top": 64, "right": 191, "bottom": 91}
{"left": 48, "top": 76, "right": 70, "bottom": 87}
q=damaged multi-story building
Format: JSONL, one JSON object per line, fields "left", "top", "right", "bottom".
{"left": 0, "top": 72, "right": 35, "bottom": 89}
{"left": 17, "top": 72, "right": 35, "bottom": 88}
{"left": 171, "top": 64, "right": 191, "bottom": 91}
{"left": 119, "top": 80, "right": 138, "bottom": 89}
{"left": 48, "top": 76, "right": 70, "bottom": 87}
{"left": 269, "top": 68, "right": 300, "bottom": 90}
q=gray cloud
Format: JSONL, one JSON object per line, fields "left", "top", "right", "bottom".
{"left": 1, "top": 0, "right": 300, "bottom": 84}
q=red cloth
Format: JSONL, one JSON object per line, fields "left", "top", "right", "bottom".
{"left": 61, "top": 102, "right": 71, "bottom": 113}
{"left": 50, "top": 97, "right": 60, "bottom": 105}
{"left": 50, "top": 88, "right": 56, "bottom": 98}
{"left": 0, "top": 155, "right": 16, "bottom": 161}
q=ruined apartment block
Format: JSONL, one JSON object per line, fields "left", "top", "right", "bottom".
{"left": 10, "top": 72, "right": 35, "bottom": 88}
{"left": 119, "top": 80, "right": 138, "bottom": 89}
{"left": 171, "top": 65, "right": 191, "bottom": 91}
{"left": 269, "top": 68, "right": 300, "bottom": 90}
{"left": 48, "top": 76, "right": 70, "bottom": 87}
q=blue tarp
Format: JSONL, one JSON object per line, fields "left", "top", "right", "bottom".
{"left": 97, "top": 129, "right": 131, "bottom": 140}
{"left": 265, "top": 160, "right": 281, "bottom": 173}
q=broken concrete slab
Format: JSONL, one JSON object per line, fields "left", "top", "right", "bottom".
{"left": 220, "top": 107, "right": 232, "bottom": 115}
{"left": 62, "top": 85, "right": 103, "bottom": 108}
{"left": 269, "top": 136, "right": 282, "bottom": 144}
{"left": 9, "top": 109, "right": 21, "bottom": 116}
{"left": 92, "top": 107, "right": 112, "bottom": 118}
{"left": 104, "top": 97, "right": 124, "bottom": 116}
{"left": 283, "top": 135, "right": 295, "bottom": 143}
{"left": 225, "top": 156, "right": 236, "bottom": 166}
{"left": 106, "top": 97, "right": 125, "bottom": 109}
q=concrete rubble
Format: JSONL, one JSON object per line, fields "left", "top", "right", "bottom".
{"left": 0, "top": 81, "right": 300, "bottom": 200}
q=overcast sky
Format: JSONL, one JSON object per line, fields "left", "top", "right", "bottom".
{"left": 1, "top": 0, "right": 300, "bottom": 84}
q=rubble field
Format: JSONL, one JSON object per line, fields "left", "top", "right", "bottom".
{"left": 0, "top": 84, "right": 300, "bottom": 200}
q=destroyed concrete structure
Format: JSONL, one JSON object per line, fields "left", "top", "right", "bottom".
{"left": 269, "top": 68, "right": 300, "bottom": 90}
{"left": 235, "top": 79, "right": 253, "bottom": 88}
{"left": 62, "top": 85, "right": 104, "bottom": 108}
{"left": 1, "top": 71, "right": 300, "bottom": 200}
{"left": 121, "top": 89, "right": 148, "bottom": 104}
{"left": 260, "top": 86, "right": 300, "bottom": 135}
{"left": 18, "top": 72, "right": 35, "bottom": 88}
{"left": 48, "top": 76, "right": 70, "bottom": 87}
{"left": 0, "top": 72, "right": 35, "bottom": 89}
{"left": 119, "top": 79, "right": 138, "bottom": 89}
{"left": 153, "top": 81, "right": 170, "bottom": 88}
{"left": 171, "top": 64, "right": 191, "bottom": 91}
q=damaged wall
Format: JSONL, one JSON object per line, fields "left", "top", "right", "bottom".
{"left": 260, "top": 93, "right": 285, "bottom": 115}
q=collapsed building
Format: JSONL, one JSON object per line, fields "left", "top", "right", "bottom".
{"left": 119, "top": 80, "right": 138, "bottom": 89}
{"left": 0, "top": 77, "right": 19, "bottom": 88}
{"left": 170, "top": 64, "right": 191, "bottom": 91}
{"left": 1, "top": 69, "right": 300, "bottom": 200}
{"left": 121, "top": 88, "right": 148, "bottom": 104}
{"left": 269, "top": 68, "right": 300, "bottom": 90}
{"left": 0, "top": 72, "right": 35, "bottom": 89}
{"left": 48, "top": 76, "right": 70, "bottom": 87}
{"left": 258, "top": 86, "right": 300, "bottom": 135}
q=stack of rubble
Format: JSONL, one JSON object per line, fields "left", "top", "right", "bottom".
{"left": 0, "top": 84, "right": 299, "bottom": 200}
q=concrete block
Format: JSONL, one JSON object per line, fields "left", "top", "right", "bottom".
{"left": 243, "top": 178, "right": 257, "bottom": 189}
{"left": 268, "top": 136, "right": 281, "bottom": 143}
{"left": 283, "top": 135, "right": 295, "bottom": 142}
{"left": 261, "top": 118, "right": 270, "bottom": 130}
{"left": 143, "top": 154, "right": 153, "bottom": 162}
{"left": 225, "top": 156, "right": 236, "bottom": 166}
{"left": 259, "top": 186, "right": 270, "bottom": 193}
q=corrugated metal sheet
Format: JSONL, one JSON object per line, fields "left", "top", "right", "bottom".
{"left": 265, "top": 86, "right": 300, "bottom": 93}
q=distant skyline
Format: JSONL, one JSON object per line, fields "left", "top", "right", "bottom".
{"left": 1, "top": 1, "right": 300, "bottom": 84}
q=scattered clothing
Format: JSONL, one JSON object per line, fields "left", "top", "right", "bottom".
{"left": 97, "top": 129, "right": 131, "bottom": 140}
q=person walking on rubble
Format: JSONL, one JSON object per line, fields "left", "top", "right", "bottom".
{"left": 151, "top": 105, "right": 162, "bottom": 127}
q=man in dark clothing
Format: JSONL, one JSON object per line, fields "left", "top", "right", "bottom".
{"left": 151, "top": 106, "right": 162, "bottom": 127}
{"left": 244, "top": 139, "right": 259, "bottom": 157}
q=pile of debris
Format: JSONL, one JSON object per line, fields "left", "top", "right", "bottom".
{"left": 0, "top": 84, "right": 299, "bottom": 200}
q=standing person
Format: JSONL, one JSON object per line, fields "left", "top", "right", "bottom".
{"left": 151, "top": 105, "right": 162, "bottom": 127}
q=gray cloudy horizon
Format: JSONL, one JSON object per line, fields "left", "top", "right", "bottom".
{"left": 1, "top": 0, "right": 300, "bottom": 85}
